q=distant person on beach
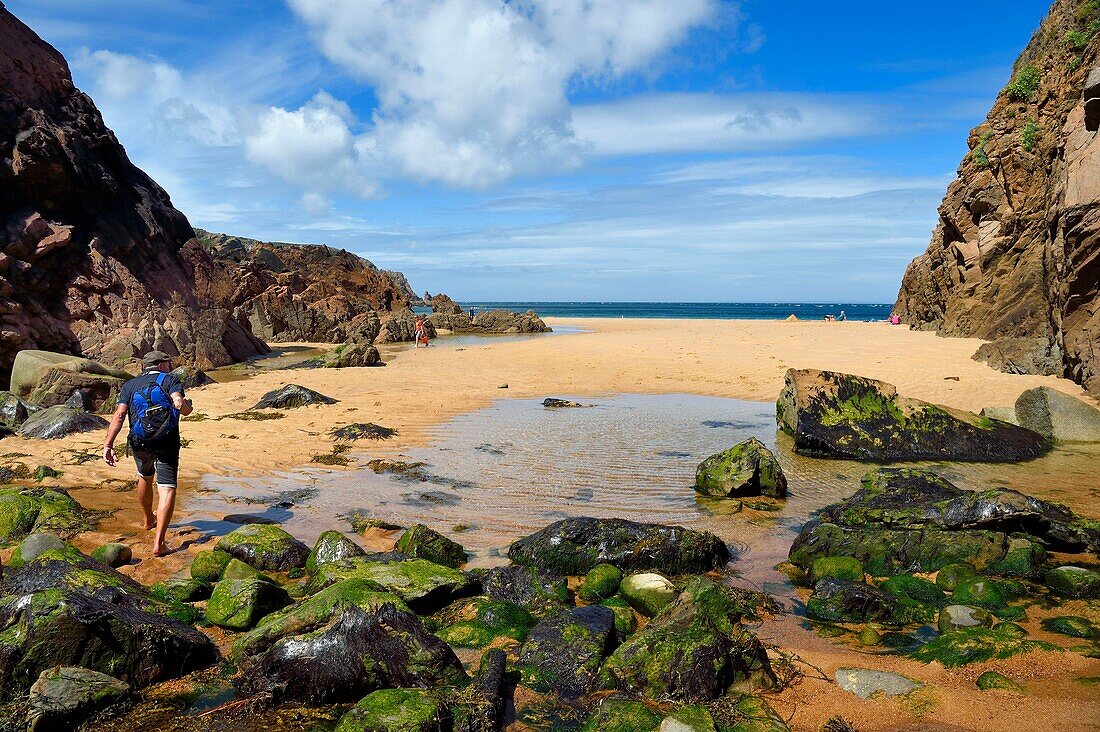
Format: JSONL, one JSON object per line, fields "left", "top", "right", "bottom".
{"left": 415, "top": 316, "right": 429, "bottom": 347}
{"left": 889, "top": 314, "right": 901, "bottom": 325}
{"left": 838, "top": 310, "right": 847, "bottom": 321}
{"left": 102, "top": 350, "right": 193, "bottom": 557}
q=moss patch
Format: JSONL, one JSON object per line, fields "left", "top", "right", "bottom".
{"left": 909, "top": 625, "right": 1055, "bottom": 667}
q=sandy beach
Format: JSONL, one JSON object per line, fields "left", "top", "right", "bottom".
{"left": 3, "top": 318, "right": 1098, "bottom": 732}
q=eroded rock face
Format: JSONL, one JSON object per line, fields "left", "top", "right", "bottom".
{"left": 0, "top": 9, "right": 268, "bottom": 382}
{"left": 196, "top": 229, "right": 405, "bottom": 343}
{"left": 894, "top": 0, "right": 1100, "bottom": 397}
{"left": 776, "top": 369, "right": 1049, "bottom": 462}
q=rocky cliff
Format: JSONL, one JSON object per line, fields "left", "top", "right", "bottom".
{"left": 196, "top": 229, "right": 412, "bottom": 343}
{"left": 895, "top": 0, "right": 1100, "bottom": 397}
{"left": 0, "top": 3, "right": 268, "bottom": 382}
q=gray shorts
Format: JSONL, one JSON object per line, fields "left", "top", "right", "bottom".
{"left": 131, "top": 441, "right": 180, "bottom": 487}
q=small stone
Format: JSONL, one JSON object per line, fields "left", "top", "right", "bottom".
{"left": 579, "top": 563, "right": 622, "bottom": 602}
{"left": 835, "top": 668, "right": 923, "bottom": 699}
{"left": 976, "top": 670, "right": 1023, "bottom": 692}
{"left": 620, "top": 573, "right": 677, "bottom": 617}
{"left": 152, "top": 578, "right": 213, "bottom": 603}
{"left": 394, "top": 524, "right": 467, "bottom": 568}
{"left": 857, "top": 626, "right": 882, "bottom": 645}
{"left": 694, "top": 437, "right": 787, "bottom": 498}
{"left": 90, "top": 542, "right": 132, "bottom": 568}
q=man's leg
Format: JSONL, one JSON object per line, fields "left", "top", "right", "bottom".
{"left": 136, "top": 474, "right": 156, "bottom": 530}
{"left": 152, "top": 485, "right": 176, "bottom": 556}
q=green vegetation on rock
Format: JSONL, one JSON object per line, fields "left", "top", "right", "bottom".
{"left": 1044, "top": 565, "right": 1100, "bottom": 599}
{"left": 335, "top": 688, "right": 447, "bottom": 732}
{"left": 205, "top": 578, "right": 292, "bottom": 631}
{"left": 306, "top": 557, "right": 472, "bottom": 612}
{"left": 435, "top": 597, "right": 535, "bottom": 648}
{"left": 619, "top": 572, "right": 677, "bottom": 617}
{"left": 306, "top": 530, "right": 364, "bottom": 575}
{"left": 909, "top": 625, "right": 1055, "bottom": 667}
{"left": 810, "top": 556, "right": 863, "bottom": 584}
{"left": 394, "top": 524, "right": 467, "bottom": 568}
{"left": 579, "top": 698, "right": 660, "bottom": 732}
{"left": 976, "top": 670, "right": 1023, "bottom": 692}
{"left": 935, "top": 563, "right": 977, "bottom": 591}
{"left": 694, "top": 437, "right": 787, "bottom": 499}
{"left": 881, "top": 574, "right": 946, "bottom": 624}
{"left": 1007, "top": 65, "right": 1041, "bottom": 101}
{"left": 950, "top": 577, "right": 1008, "bottom": 612}
{"left": 1040, "top": 615, "right": 1095, "bottom": 639}
{"left": 602, "top": 596, "right": 637, "bottom": 637}
{"left": 190, "top": 550, "right": 233, "bottom": 582}
{"left": 579, "top": 563, "right": 622, "bottom": 602}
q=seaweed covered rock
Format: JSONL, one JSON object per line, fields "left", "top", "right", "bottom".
{"left": 325, "top": 341, "right": 381, "bottom": 368}
{"left": 938, "top": 605, "right": 993, "bottom": 633}
{"left": 436, "top": 596, "right": 535, "bottom": 649}
{"left": 205, "top": 578, "right": 292, "bottom": 631}
{"left": 580, "top": 698, "right": 660, "bottom": 732}
{"left": 151, "top": 578, "right": 212, "bottom": 604}
{"left": 809, "top": 556, "right": 863, "bottom": 584}
{"left": 776, "top": 369, "right": 1049, "bottom": 462}
{"left": 251, "top": 384, "right": 337, "bottom": 410}
{"left": 909, "top": 624, "right": 1054, "bottom": 667}
{"left": 27, "top": 666, "right": 130, "bottom": 731}
{"left": 9, "top": 352, "right": 131, "bottom": 410}
{"left": 806, "top": 579, "right": 898, "bottom": 623}
{"left": 880, "top": 574, "right": 946, "bottom": 624}
{"left": 508, "top": 517, "right": 729, "bottom": 576}
{"left": 215, "top": 524, "right": 310, "bottom": 572}
{"left": 240, "top": 603, "right": 466, "bottom": 704}
{"left": 1044, "top": 565, "right": 1100, "bottom": 598}
{"left": 0, "top": 487, "right": 93, "bottom": 542}
{"left": 335, "top": 688, "right": 449, "bottom": 732}
{"left": 472, "top": 564, "right": 570, "bottom": 618}
{"left": 234, "top": 579, "right": 407, "bottom": 659}
{"left": 619, "top": 573, "right": 677, "bottom": 617}
{"left": 578, "top": 563, "right": 622, "bottom": 602}
{"left": 600, "top": 577, "right": 775, "bottom": 702}
{"left": 169, "top": 365, "right": 214, "bottom": 389}
{"left": 0, "top": 555, "right": 217, "bottom": 699}
{"left": 694, "top": 438, "right": 787, "bottom": 498}
{"left": 18, "top": 406, "right": 108, "bottom": 439}
{"left": 394, "top": 524, "right": 467, "bottom": 568}
{"left": 1014, "top": 386, "right": 1100, "bottom": 442}
{"left": 935, "top": 562, "right": 978, "bottom": 591}
{"left": 9, "top": 533, "right": 74, "bottom": 568}
{"left": 307, "top": 557, "right": 474, "bottom": 612}
{"left": 1041, "top": 615, "right": 1095, "bottom": 638}
{"left": 306, "top": 530, "right": 364, "bottom": 575}
{"left": 517, "top": 605, "right": 617, "bottom": 697}
{"left": 90, "top": 543, "right": 132, "bottom": 568}
{"left": 789, "top": 468, "right": 1098, "bottom": 577}
{"left": 976, "top": 670, "right": 1023, "bottom": 692}
{"left": 951, "top": 577, "right": 1008, "bottom": 613}
{"left": 190, "top": 550, "right": 233, "bottom": 582}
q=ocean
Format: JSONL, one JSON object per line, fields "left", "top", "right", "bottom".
{"left": 420, "top": 301, "right": 894, "bottom": 321}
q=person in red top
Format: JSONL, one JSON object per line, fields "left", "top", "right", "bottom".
{"left": 415, "top": 316, "right": 430, "bottom": 347}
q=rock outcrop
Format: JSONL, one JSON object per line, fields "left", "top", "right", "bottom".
{"left": 196, "top": 229, "right": 409, "bottom": 343}
{"left": 894, "top": 0, "right": 1100, "bottom": 396}
{"left": 0, "top": 6, "right": 268, "bottom": 383}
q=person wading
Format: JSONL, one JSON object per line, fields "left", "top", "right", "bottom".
{"left": 102, "top": 350, "right": 193, "bottom": 556}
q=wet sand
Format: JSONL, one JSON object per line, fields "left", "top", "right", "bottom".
{"left": 2, "top": 317, "right": 1098, "bottom": 730}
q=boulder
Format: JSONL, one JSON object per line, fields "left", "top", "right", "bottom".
{"left": 471, "top": 565, "right": 570, "bottom": 618}
{"left": 0, "top": 488, "right": 92, "bottom": 543}
{"left": 935, "top": 562, "right": 978, "bottom": 591}
{"left": 151, "top": 578, "right": 212, "bottom": 604}
{"left": 306, "top": 557, "right": 474, "bottom": 613}
{"left": 0, "top": 557, "right": 218, "bottom": 700}
{"left": 1040, "top": 615, "right": 1095, "bottom": 639}
{"left": 251, "top": 384, "right": 337, "bottom": 410}
{"left": 239, "top": 603, "right": 466, "bottom": 704}
{"left": 578, "top": 563, "right": 622, "bottom": 602}
{"left": 580, "top": 698, "right": 661, "bottom": 732}
{"left": 205, "top": 578, "right": 292, "bottom": 631}
{"left": 90, "top": 543, "right": 132, "bottom": 568}
{"left": 18, "top": 406, "right": 108, "bottom": 439}
{"left": 1014, "top": 386, "right": 1100, "bottom": 442}
{"left": 543, "top": 398, "right": 586, "bottom": 408}
{"left": 9, "top": 533, "right": 71, "bottom": 568}
{"left": 473, "top": 309, "right": 551, "bottom": 334}
{"left": 938, "top": 605, "right": 993, "bottom": 633}
{"left": 517, "top": 605, "right": 618, "bottom": 697}
{"left": 325, "top": 341, "right": 382, "bottom": 368}
{"left": 9, "top": 351, "right": 132, "bottom": 409}
{"left": 776, "top": 369, "right": 1049, "bottom": 462}
{"left": 910, "top": 624, "right": 1054, "bottom": 667}
{"left": 306, "top": 530, "right": 365, "bottom": 575}
{"left": 0, "top": 391, "right": 40, "bottom": 426}
{"left": 215, "top": 524, "right": 310, "bottom": 571}
{"left": 788, "top": 468, "right": 1099, "bottom": 577}
{"left": 1044, "top": 565, "right": 1100, "bottom": 598}
{"left": 190, "top": 550, "right": 233, "bottom": 582}
{"left": 880, "top": 574, "right": 947, "bottom": 624}
{"left": 394, "top": 524, "right": 467, "bottom": 568}
{"left": 619, "top": 573, "right": 677, "bottom": 617}
{"left": 27, "top": 666, "right": 130, "bottom": 732}
{"left": 508, "top": 517, "right": 729, "bottom": 576}
{"left": 600, "top": 577, "right": 775, "bottom": 702}
{"left": 694, "top": 438, "right": 787, "bottom": 498}
{"left": 834, "top": 668, "right": 922, "bottom": 699}
{"left": 662, "top": 697, "right": 788, "bottom": 732}
{"left": 435, "top": 596, "right": 535, "bottom": 649}
{"left": 806, "top": 578, "right": 898, "bottom": 623}
{"left": 809, "top": 556, "right": 863, "bottom": 584}
{"left": 951, "top": 577, "right": 1007, "bottom": 613}
{"left": 234, "top": 580, "right": 408, "bottom": 659}
{"left": 335, "top": 688, "right": 449, "bottom": 732}
{"left": 169, "top": 365, "right": 214, "bottom": 389}
{"left": 376, "top": 308, "right": 438, "bottom": 343}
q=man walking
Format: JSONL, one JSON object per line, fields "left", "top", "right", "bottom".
{"left": 103, "top": 351, "right": 193, "bottom": 556}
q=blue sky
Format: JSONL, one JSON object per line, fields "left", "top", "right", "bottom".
{"left": 10, "top": 0, "right": 1050, "bottom": 302}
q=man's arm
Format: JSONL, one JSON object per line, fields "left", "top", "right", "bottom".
{"left": 103, "top": 403, "right": 128, "bottom": 466}
{"left": 171, "top": 392, "right": 193, "bottom": 416}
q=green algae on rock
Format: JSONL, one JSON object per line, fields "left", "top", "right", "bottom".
{"left": 1041, "top": 615, "right": 1095, "bottom": 639}
{"left": 335, "top": 688, "right": 448, "bottom": 732}
{"left": 909, "top": 624, "right": 1055, "bottom": 667}
{"left": 600, "top": 577, "right": 776, "bottom": 702}
{"left": 938, "top": 605, "right": 993, "bottom": 633}
{"left": 90, "top": 543, "right": 132, "bottom": 568}
{"left": 205, "top": 578, "right": 292, "bottom": 631}
{"left": 776, "top": 368, "right": 1050, "bottom": 462}
{"left": 306, "top": 557, "right": 473, "bottom": 613}
{"left": 435, "top": 596, "right": 535, "bottom": 649}
{"left": 394, "top": 523, "right": 467, "bottom": 568}
{"left": 951, "top": 577, "right": 1008, "bottom": 613}
{"left": 215, "top": 524, "right": 310, "bottom": 572}
{"left": 976, "top": 670, "right": 1024, "bottom": 692}
{"left": 0, "top": 487, "right": 94, "bottom": 543}
{"left": 516, "top": 605, "right": 617, "bottom": 697}
{"left": 935, "top": 562, "right": 978, "bottom": 591}
{"left": 579, "top": 697, "right": 660, "bottom": 732}
{"left": 305, "top": 530, "right": 364, "bottom": 575}
{"left": 27, "top": 666, "right": 131, "bottom": 731}
{"left": 1044, "top": 565, "right": 1100, "bottom": 598}
{"left": 602, "top": 596, "right": 637, "bottom": 638}
{"left": 508, "top": 516, "right": 729, "bottom": 576}
{"left": 809, "top": 556, "right": 863, "bottom": 584}
{"left": 880, "top": 574, "right": 947, "bottom": 624}
{"left": 806, "top": 578, "right": 897, "bottom": 623}
{"left": 151, "top": 578, "right": 213, "bottom": 604}
{"left": 472, "top": 564, "right": 571, "bottom": 618}
{"left": 694, "top": 437, "right": 787, "bottom": 498}
{"left": 190, "top": 550, "right": 233, "bottom": 582}
{"left": 578, "top": 563, "right": 622, "bottom": 602}
{"left": 619, "top": 572, "right": 677, "bottom": 617}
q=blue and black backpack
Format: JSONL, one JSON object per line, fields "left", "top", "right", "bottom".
{"left": 128, "top": 373, "right": 178, "bottom": 449}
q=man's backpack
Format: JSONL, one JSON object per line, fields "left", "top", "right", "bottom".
{"left": 128, "top": 373, "right": 178, "bottom": 449}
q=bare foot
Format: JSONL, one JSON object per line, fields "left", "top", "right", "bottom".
{"left": 142, "top": 516, "right": 156, "bottom": 531}
{"left": 151, "top": 545, "right": 172, "bottom": 557}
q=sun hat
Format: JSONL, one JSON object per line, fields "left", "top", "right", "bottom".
{"left": 141, "top": 350, "right": 173, "bottom": 369}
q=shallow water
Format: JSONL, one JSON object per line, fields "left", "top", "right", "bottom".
{"left": 188, "top": 393, "right": 1100, "bottom": 582}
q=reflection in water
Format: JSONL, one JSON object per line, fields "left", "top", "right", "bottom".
{"left": 189, "top": 394, "right": 1100, "bottom": 581}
